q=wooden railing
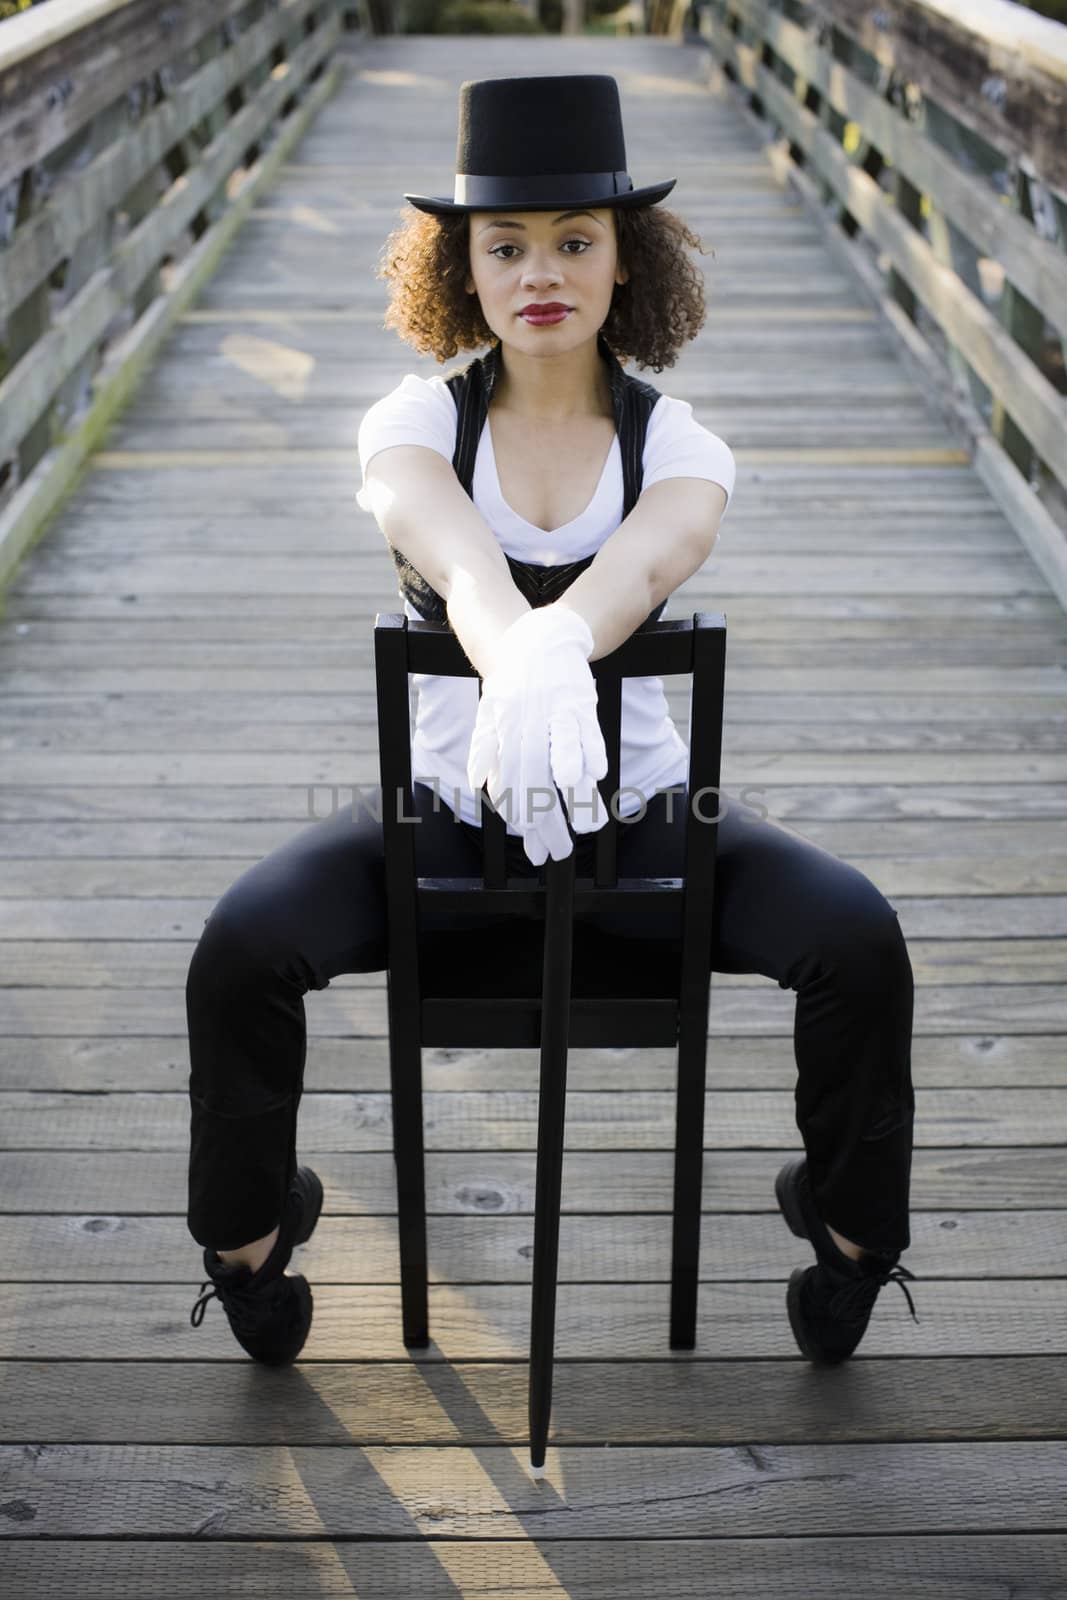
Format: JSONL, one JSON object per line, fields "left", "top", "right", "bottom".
{"left": 690, "top": 0, "right": 1067, "bottom": 609}
{"left": 0, "top": 0, "right": 354, "bottom": 594}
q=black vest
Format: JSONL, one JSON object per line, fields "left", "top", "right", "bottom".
{"left": 388, "top": 330, "right": 669, "bottom": 628}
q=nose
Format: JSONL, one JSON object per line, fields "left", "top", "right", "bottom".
{"left": 522, "top": 250, "right": 562, "bottom": 287}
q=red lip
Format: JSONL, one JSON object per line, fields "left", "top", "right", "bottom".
{"left": 519, "top": 303, "right": 571, "bottom": 315}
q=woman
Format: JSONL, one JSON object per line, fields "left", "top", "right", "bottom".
{"left": 187, "top": 74, "right": 918, "bottom": 1369}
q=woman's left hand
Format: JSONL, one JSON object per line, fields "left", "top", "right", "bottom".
{"left": 466, "top": 603, "right": 609, "bottom": 857}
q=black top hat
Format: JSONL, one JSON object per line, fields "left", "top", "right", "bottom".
{"left": 403, "top": 74, "right": 676, "bottom": 215}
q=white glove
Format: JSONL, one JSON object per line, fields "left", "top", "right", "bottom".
{"left": 500, "top": 604, "right": 609, "bottom": 834}
{"left": 468, "top": 660, "right": 573, "bottom": 865}
{"left": 467, "top": 604, "right": 610, "bottom": 865}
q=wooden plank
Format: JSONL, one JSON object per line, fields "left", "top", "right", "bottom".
{"left": 0, "top": 1438, "right": 1065, "bottom": 1537}
{"left": 1, "top": 1146, "right": 1061, "bottom": 1214}
{"left": 1, "top": 785, "right": 1064, "bottom": 829}
{"left": 10, "top": 566, "right": 1067, "bottom": 608}
{"left": 1, "top": 1282, "right": 1064, "bottom": 1360}
{"left": 5, "top": 631, "right": 1066, "bottom": 668}
{"left": 907, "top": 0, "right": 1067, "bottom": 82}
{"left": 92, "top": 419, "right": 973, "bottom": 451}
{"left": 7, "top": 596, "right": 1061, "bottom": 637}
{"left": 178, "top": 299, "right": 877, "bottom": 318}
{"left": 4, "top": 1354, "right": 1065, "bottom": 1443}
{"left": 3, "top": 748, "right": 1066, "bottom": 784}
{"left": 87, "top": 436, "right": 974, "bottom": 459}
{"left": 1, "top": 1088, "right": 1063, "bottom": 1152}
{"left": 6, "top": 967, "right": 1067, "bottom": 1031}
{"left": 1, "top": 1536, "right": 1065, "bottom": 1600}
{"left": 190, "top": 279, "right": 878, "bottom": 308}
{"left": 8, "top": 718, "right": 1066, "bottom": 766}
{"left": 3, "top": 1030, "right": 1065, "bottom": 1093}
{"left": 0, "top": 0, "right": 133, "bottom": 73}
{"left": 5, "top": 620, "right": 1064, "bottom": 662}
{"left": 2, "top": 1207, "right": 1061, "bottom": 1282}
{"left": 55, "top": 459, "right": 993, "bottom": 503}
{"left": 1, "top": 969, "right": 1066, "bottom": 1027}
{"left": 4, "top": 590, "right": 1061, "bottom": 622}
{"left": 0, "top": 857, "right": 1062, "bottom": 908}
{"left": 121, "top": 363, "right": 927, "bottom": 400}
{"left": 10, "top": 713, "right": 1067, "bottom": 770}
{"left": 0, "top": 669, "right": 1061, "bottom": 707}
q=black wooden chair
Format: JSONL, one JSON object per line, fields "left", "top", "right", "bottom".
{"left": 373, "top": 610, "right": 726, "bottom": 1475}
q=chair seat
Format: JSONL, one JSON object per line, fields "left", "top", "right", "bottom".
{"left": 417, "top": 919, "right": 684, "bottom": 1000}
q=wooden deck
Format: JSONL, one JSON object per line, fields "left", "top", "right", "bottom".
{"left": 2, "top": 29, "right": 1066, "bottom": 1598}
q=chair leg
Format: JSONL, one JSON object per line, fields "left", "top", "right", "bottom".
{"left": 529, "top": 851, "right": 575, "bottom": 1476}
{"left": 389, "top": 1028, "right": 429, "bottom": 1348}
{"left": 669, "top": 1013, "right": 707, "bottom": 1349}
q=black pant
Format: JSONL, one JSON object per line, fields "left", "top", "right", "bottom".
{"left": 186, "top": 782, "right": 915, "bottom": 1257}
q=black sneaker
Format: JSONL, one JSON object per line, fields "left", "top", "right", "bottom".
{"left": 774, "top": 1155, "right": 919, "bottom": 1363}
{"left": 189, "top": 1166, "right": 324, "bottom": 1364}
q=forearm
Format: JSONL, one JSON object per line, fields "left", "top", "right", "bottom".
{"left": 552, "top": 536, "right": 655, "bottom": 663}
{"left": 445, "top": 553, "right": 531, "bottom": 680}
{"left": 446, "top": 524, "right": 655, "bottom": 680}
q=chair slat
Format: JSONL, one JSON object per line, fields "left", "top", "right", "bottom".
{"left": 420, "top": 998, "right": 680, "bottom": 1049}
{"left": 416, "top": 877, "right": 684, "bottom": 915}
{"left": 593, "top": 664, "right": 622, "bottom": 889}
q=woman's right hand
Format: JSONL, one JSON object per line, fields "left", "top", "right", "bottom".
{"left": 466, "top": 605, "right": 609, "bottom": 864}
{"left": 467, "top": 667, "right": 575, "bottom": 865}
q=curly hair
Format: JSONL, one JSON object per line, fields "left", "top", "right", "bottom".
{"left": 376, "top": 204, "right": 713, "bottom": 374}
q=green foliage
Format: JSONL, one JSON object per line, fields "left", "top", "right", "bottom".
{"left": 436, "top": 0, "right": 544, "bottom": 30}
{"left": 0, "top": 0, "right": 39, "bottom": 18}
{"left": 533, "top": 0, "right": 635, "bottom": 34}
{"left": 400, "top": 0, "right": 541, "bottom": 29}
{"left": 398, "top": 0, "right": 444, "bottom": 28}
{"left": 1014, "top": 0, "right": 1067, "bottom": 20}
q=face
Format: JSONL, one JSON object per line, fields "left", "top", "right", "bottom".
{"left": 465, "top": 207, "right": 628, "bottom": 348}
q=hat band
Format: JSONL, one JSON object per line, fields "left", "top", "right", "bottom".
{"left": 454, "top": 171, "right": 634, "bottom": 206}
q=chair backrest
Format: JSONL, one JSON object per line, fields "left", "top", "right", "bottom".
{"left": 373, "top": 612, "right": 726, "bottom": 1043}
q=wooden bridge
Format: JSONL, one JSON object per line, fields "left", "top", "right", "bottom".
{"left": 1, "top": 2, "right": 1066, "bottom": 1594}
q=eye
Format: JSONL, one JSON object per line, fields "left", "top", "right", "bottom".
{"left": 488, "top": 238, "right": 591, "bottom": 260}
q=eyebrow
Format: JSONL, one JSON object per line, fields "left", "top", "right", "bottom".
{"left": 477, "top": 210, "right": 604, "bottom": 235}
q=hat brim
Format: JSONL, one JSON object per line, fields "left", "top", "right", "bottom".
{"left": 402, "top": 178, "right": 677, "bottom": 215}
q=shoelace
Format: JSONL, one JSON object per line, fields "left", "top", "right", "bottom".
{"left": 189, "top": 1178, "right": 310, "bottom": 1332}
{"left": 190, "top": 1281, "right": 219, "bottom": 1328}
{"left": 190, "top": 1271, "right": 288, "bottom": 1333}
{"left": 828, "top": 1262, "right": 920, "bottom": 1327}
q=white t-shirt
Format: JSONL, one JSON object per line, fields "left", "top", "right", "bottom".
{"left": 357, "top": 370, "right": 735, "bottom": 832}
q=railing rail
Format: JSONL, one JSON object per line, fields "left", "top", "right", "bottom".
{"left": 690, "top": 0, "right": 1067, "bottom": 609}
{"left": 0, "top": 0, "right": 353, "bottom": 594}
